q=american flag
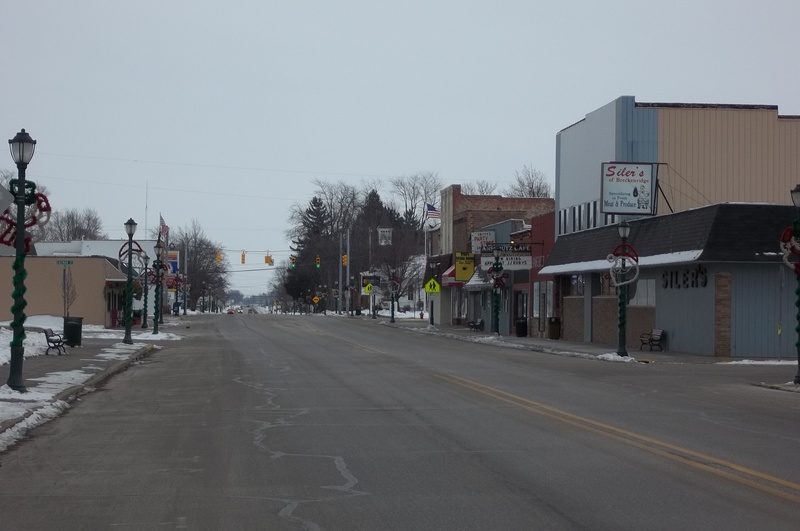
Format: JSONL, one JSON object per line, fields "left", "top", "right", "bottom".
{"left": 425, "top": 203, "right": 441, "bottom": 219}
{"left": 159, "top": 214, "right": 169, "bottom": 235}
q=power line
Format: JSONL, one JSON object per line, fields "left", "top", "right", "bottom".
{"left": 37, "top": 151, "right": 400, "bottom": 180}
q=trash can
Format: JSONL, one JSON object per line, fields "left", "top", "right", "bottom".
{"left": 63, "top": 316, "right": 84, "bottom": 347}
{"left": 547, "top": 317, "right": 561, "bottom": 339}
{"left": 515, "top": 318, "right": 528, "bottom": 337}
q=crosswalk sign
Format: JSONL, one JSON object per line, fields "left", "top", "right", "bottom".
{"left": 425, "top": 278, "right": 440, "bottom": 293}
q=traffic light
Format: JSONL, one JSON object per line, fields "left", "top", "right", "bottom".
{"left": 265, "top": 255, "right": 273, "bottom": 265}
{"left": 342, "top": 254, "right": 348, "bottom": 266}
{"left": 241, "top": 250, "right": 246, "bottom": 264}
{"left": 315, "top": 256, "right": 321, "bottom": 268}
{"left": 290, "top": 255, "right": 296, "bottom": 268}
{"left": 215, "top": 251, "right": 221, "bottom": 263}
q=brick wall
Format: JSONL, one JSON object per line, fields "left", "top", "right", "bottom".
{"left": 444, "top": 185, "right": 554, "bottom": 254}
{"left": 714, "top": 273, "right": 732, "bottom": 357}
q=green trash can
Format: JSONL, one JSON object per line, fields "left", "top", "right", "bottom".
{"left": 63, "top": 316, "right": 84, "bottom": 347}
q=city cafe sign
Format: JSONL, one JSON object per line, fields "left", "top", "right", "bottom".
{"left": 479, "top": 243, "right": 532, "bottom": 271}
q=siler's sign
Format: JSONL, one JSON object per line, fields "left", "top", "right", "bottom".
{"left": 600, "top": 162, "right": 658, "bottom": 216}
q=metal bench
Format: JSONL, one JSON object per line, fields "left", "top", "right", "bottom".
{"left": 639, "top": 329, "right": 664, "bottom": 351}
{"left": 44, "top": 328, "right": 67, "bottom": 355}
{"left": 468, "top": 319, "right": 484, "bottom": 331}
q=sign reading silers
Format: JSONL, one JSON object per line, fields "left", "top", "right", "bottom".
{"left": 600, "top": 162, "right": 658, "bottom": 216}
{"left": 479, "top": 243, "right": 532, "bottom": 271}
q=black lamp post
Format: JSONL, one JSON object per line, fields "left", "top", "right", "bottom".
{"left": 492, "top": 248, "right": 504, "bottom": 335}
{"left": 390, "top": 286, "right": 396, "bottom": 324}
{"left": 788, "top": 185, "right": 800, "bottom": 384}
{"left": 122, "top": 218, "right": 137, "bottom": 344}
{"left": 6, "top": 129, "right": 36, "bottom": 392}
{"left": 616, "top": 221, "right": 631, "bottom": 357}
{"left": 152, "top": 239, "right": 164, "bottom": 335}
{"left": 141, "top": 253, "right": 149, "bottom": 329}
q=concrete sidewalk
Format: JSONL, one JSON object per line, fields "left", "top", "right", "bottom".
{"left": 0, "top": 336, "right": 156, "bottom": 437}
{"left": 391, "top": 318, "right": 717, "bottom": 362}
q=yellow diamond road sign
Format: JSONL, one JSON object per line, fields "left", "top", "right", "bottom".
{"left": 312, "top": 296, "right": 320, "bottom": 304}
{"left": 425, "top": 278, "right": 440, "bottom": 293}
{"left": 364, "top": 283, "right": 372, "bottom": 294}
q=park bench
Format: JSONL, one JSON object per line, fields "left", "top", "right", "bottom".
{"left": 44, "top": 328, "right": 66, "bottom": 355}
{"left": 639, "top": 329, "right": 664, "bottom": 351}
{"left": 468, "top": 319, "right": 484, "bottom": 331}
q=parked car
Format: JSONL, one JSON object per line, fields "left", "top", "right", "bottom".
{"left": 226, "top": 309, "right": 235, "bottom": 314}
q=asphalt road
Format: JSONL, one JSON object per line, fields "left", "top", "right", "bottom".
{"left": 1, "top": 313, "right": 799, "bottom": 530}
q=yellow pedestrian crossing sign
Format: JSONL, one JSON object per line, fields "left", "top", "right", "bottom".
{"left": 425, "top": 278, "right": 440, "bottom": 293}
{"left": 364, "top": 283, "right": 373, "bottom": 294}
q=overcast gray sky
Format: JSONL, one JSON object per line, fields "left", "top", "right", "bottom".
{"left": 2, "top": 0, "right": 798, "bottom": 295}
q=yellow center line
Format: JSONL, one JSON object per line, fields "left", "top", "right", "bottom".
{"left": 436, "top": 373, "right": 800, "bottom": 504}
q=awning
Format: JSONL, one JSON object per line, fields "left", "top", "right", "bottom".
{"left": 538, "top": 250, "right": 704, "bottom": 275}
{"left": 441, "top": 265, "right": 462, "bottom": 287}
{"left": 464, "top": 268, "right": 492, "bottom": 291}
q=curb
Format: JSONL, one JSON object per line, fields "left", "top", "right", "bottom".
{"left": 0, "top": 344, "right": 157, "bottom": 436}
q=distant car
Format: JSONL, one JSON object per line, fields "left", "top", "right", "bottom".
{"left": 226, "top": 309, "right": 235, "bottom": 314}
{"left": 236, "top": 308, "right": 243, "bottom": 314}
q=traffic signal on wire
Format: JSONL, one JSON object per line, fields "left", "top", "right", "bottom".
{"left": 241, "top": 251, "right": 246, "bottom": 264}
{"left": 290, "top": 256, "right": 296, "bottom": 268}
{"left": 342, "top": 254, "right": 348, "bottom": 266}
{"left": 315, "top": 256, "right": 321, "bottom": 268}
{"left": 215, "top": 251, "right": 221, "bottom": 263}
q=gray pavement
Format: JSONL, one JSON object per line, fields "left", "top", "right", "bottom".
{"left": 0, "top": 334, "right": 156, "bottom": 437}
{"left": 2, "top": 314, "right": 798, "bottom": 442}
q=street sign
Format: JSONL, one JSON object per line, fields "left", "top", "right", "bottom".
{"left": 425, "top": 278, "right": 440, "bottom": 293}
{"left": 312, "top": 296, "right": 320, "bottom": 304}
{"left": 56, "top": 260, "right": 73, "bottom": 265}
{"left": 364, "top": 283, "right": 372, "bottom": 295}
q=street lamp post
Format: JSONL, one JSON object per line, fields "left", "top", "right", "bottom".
{"left": 780, "top": 185, "right": 800, "bottom": 384}
{"left": 6, "top": 129, "right": 36, "bottom": 392}
{"left": 123, "top": 218, "right": 137, "bottom": 344}
{"left": 616, "top": 221, "right": 631, "bottom": 357}
{"left": 390, "top": 282, "right": 396, "bottom": 324}
{"left": 141, "top": 253, "right": 149, "bottom": 329}
{"left": 152, "top": 239, "right": 164, "bottom": 335}
{"left": 491, "top": 248, "right": 504, "bottom": 335}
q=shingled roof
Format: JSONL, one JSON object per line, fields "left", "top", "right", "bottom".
{"left": 540, "top": 203, "right": 797, "bottom": 274}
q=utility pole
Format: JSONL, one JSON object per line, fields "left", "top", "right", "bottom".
{"left": 338, "top": 232, "right": 344, "bottom": 314}
{"left": 346, "top": 229, "right": 351, "bottom": 315}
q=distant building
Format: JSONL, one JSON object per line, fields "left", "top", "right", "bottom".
{"left": 427, "top": 185, "right": 553, "bottom": 328}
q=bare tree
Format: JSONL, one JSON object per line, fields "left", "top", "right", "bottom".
{"left": 47, "top": 208, "right": 108, "bottom": 241}
{"left": 170, "top": 220, "right": 228, "bottom": 310}
{"left": 61, "top": 267, "right": 78, "bottom": 317}
{"left": 390, "top": 171, "right": 443, "bottom": 230}
{"left": 462, "top": 180, "right": 498, "bottom": 195}
{"left": 503, "top": 165, "right": 552, "bottom": 198}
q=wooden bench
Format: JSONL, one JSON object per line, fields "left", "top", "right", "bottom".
{"left": 44, "top": 328, "right": 66, "bottom": 355}
{"left": 639, "top": 329, "right": 664, "bottom": 351}
{"left": 468, "top": 319, "right": 484, "bottom": 331}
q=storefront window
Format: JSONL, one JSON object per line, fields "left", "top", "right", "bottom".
{"left": 629, "top": 278, "right": 656, "bottom": 307}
